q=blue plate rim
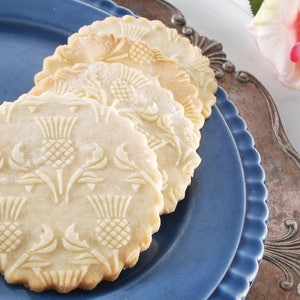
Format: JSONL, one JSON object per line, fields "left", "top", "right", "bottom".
{"left": 209, "top": 87, "right": 268, "bottom": 299}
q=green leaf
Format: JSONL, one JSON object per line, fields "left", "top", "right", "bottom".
{"left": 249, "top": 0, "right": 264, "bottom": 16}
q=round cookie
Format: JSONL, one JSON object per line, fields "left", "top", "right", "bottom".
{"left": 31, "top": 62, "right": 201, "bottom": 214}
{"left": 33, "top": 32, "right": 204, "bottom": 132}
{"left": 0, "top": 92, "right": 163, "bottom": 293}
{"left": 75, "top": 15, "right": 217, "bottom": 118}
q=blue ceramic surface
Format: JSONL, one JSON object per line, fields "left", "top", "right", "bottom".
{"left": 0, "top": 1, "right": 268, "bottom": 299}
{"left": 82, "top": 0, "right": 134, "bottom": 16}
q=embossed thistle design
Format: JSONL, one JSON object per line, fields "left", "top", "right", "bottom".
{"left": 36, "top": 116, "right": 77, "bottom": 196}
{"left": 10, "top": 128, "right": 108, "bottom": 203}
{"left": 36, "top": 116, "right": 77, "bottom": 169}
{"left": 109, "top": 64, "right": 150, "bottom": 102}
{"left": 120, "top": 22, "right": 149, "bottom": 41}
{"left": 88, "top": 195, "right": 132, "bottom": 249}
{"left": 0, "top": 197, "right": 27, "bottom": 270}
{"left": 264, "top": 219, "right": 300, "bottom": 294}
{"left": 128, "top": 41, "right": 163, "bottom": 65}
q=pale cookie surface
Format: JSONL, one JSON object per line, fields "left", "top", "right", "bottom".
{"left": 74, "top": 15, "right": 217, "bottom": 118}
{"left": 34, "top": 33, "right": 204, "bottom": 132}
{"left": 31, "top": 62, "right": 201, "bottom": 213}
{"left": 0, "top": 92, "right": 163, "bottom": 293}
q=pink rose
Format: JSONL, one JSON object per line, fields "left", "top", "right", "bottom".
{"left": 248, "top": 0, "right": 300, "bottom": 89}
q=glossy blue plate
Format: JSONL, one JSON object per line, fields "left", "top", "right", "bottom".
{"left": 0, "top": 0, "right": 268, "bottom": 299}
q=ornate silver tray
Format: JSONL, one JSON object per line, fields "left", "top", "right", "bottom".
{"left": 113, "top": 0, "right": 300, "bottom": 298}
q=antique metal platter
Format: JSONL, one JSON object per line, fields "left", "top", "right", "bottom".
{"left": 0, "top": 0, "right": 281, "bottom": 298}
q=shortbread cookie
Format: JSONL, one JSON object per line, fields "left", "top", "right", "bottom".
{"left": 33, "top": 33, "right": 204, "bottom": 132}
{"left": 0, "top": 92, "right": 163, "bottom": 293}
{"left": 75, "top": 15, "right": 217, "bottom": 118}
{"left": 31, "top": 62, "right": 201, "bottom": 213}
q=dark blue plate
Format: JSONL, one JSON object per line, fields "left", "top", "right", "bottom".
{"left": 0, "top": 0, "right": 268, "bottom": 299}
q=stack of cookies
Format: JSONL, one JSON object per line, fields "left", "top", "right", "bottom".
{"left": 0, "top": 16, "right": 217, "bottom": 293}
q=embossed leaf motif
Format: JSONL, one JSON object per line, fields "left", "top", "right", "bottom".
{"left": 65, "top": 143, "right": 108, "bottom": 199}
{"left": 81, "top": 143, "right": 108, "bottom": 170}
{"left": 84, "top": 73, "right": 109, "bottom": 104}
{"left": 18, "top": 257, "right": 50, "bottom": 269}
{"left": 114, "top": 143, "right": 158, "bottom": 191}
{"left": 77, "top": 171, "right": 103, "bottom": 184}
{"left": 6, "top": 225, "right": 57, "bottom": 278}
{"left": 124, "top": 111, "right": 179, "bottom": 154}
{"left": 9, "top": 143, "right": 32, "bottom": 171}
{"left": 16, "top": 173, "right": 43, "bottom": 193}
{"left": 63, "top": 224, "right": 112, "bottom": 272}
{"left": 9, "top": 145, "right": 44, "bottom": 192}
{"left": 180, "top": 147, "right": 199, "bottom": 174}
{"left": 100, "top": 37, "right": 130, "bottom": 61}
{"left": 29, "top": 225, "right": 58, "bottom": 254}
{"left": 136, "top": 102, "right": 159, "bottom": 122}
{"left": 53, "top": 78, "right": 80, "bottom": 96}
{"left": 63, "top": 223, "right": 91, "bottom": 252}
{"left": 114, "top": 143, "right": 140, "bottom": 172}
{"left": 56, "top": 70, "right": 109, "bottom": 105}
{"left": 156, "top": 115, "right": 182, "bottom": 165}
{"left": 157, "top": 115, "right": 179, "bottom": 148}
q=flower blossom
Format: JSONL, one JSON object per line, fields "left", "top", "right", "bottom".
{"left": 248, "top": 0, "right": 300, "bottom": 89}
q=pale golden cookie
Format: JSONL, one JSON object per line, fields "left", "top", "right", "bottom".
{"left": 0, "top": 92, "right": 163, "bottom": 293}
{"left": 75, "top": 15, "right": 217, "bottom": 118}
{"left": 33, "top": 33, "right": 204, "bottom": 132}
{"left": 31, "top": 62, "right": 201, "bottom": 213}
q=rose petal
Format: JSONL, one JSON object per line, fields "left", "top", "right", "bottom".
{"left": 290, "top": 42, "right": 300, "bottom": 62}
{"left": 281, "top": 1, "right": 300, "bottom": 26}
{"left": 248, "top": 0, "right": 300, "bottom": 89}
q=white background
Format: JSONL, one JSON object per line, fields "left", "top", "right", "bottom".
{"left": 168, "top": 0, "right": 300, "bottom": 154}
